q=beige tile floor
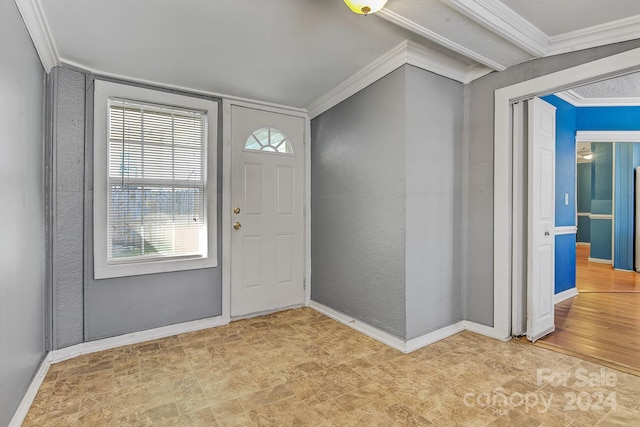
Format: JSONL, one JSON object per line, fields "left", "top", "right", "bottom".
{"left": 23, "top": 308, "right": 640, "bottom": 426}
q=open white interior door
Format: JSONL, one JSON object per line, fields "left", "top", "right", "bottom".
{"left": 526, "top": 97, "right": 556, "bottom": 342}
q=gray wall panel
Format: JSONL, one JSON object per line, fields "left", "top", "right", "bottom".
{"left": 51, "top": 67, "right": 85, "bottom": 348}
{"left": 311, "top": 68, "right": 407, "bottom": 338}
{"left": 404, "top": 66, "right": 463, "bottom": 339}
{"left": 465, "top": 40, "right": 640, "bottom": 326}
{"left": 49, "top": 70, "right": 223, "bottom": 344}
{"left": 0, "top": 1, "right": 46, "bottom": 424}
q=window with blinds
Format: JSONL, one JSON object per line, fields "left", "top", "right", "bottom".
{"left": 107, "top": 99, "right": 208, "bottom": 263}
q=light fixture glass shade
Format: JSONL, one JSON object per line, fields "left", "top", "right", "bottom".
{"left": 344, "top": 0, "right": 388, "bottom": 15}
{"left": 584, "top": 153, "right": 593, "bottom": 160}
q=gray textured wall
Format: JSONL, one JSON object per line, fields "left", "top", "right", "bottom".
{"left": 49, "top": 69, "right": 223, "bottom": 345}
{"left": 0, "top": 1, "right": 46, "bottom": 424}
{"left": 50, "top": 67, "right": 86, "bottom": 348}
{"left": 464, "top": 40, "right": 640, "bottom": 326}
{"left": 404, "top": 66, "right": 463, "bottom": 339}
{"left": 311, "top": 67, "right": 407, "bottom": 338}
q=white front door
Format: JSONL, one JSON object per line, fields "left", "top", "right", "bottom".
{"left": 527, "top": 97, "right": 556, "bottom": 342}
{"left": 230, "top": 106, "right": 305, "bottom": 317}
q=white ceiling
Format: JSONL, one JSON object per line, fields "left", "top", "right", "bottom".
{"left": 19, "top": 0, "right": 640, "bottom": 111}
{"left": 501, "top": 0, "right": 640, "bottom": 36}
{"left": 572, "top": 72, "right": 640, "bottom": 98}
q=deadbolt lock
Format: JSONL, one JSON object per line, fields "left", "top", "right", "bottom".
{"left": 233, "top": 222, "right": 242, "bottom": 230}
{"left": 234, "top": 207, "right": 241, "bottom": 214}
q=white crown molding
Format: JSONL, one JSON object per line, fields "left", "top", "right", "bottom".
{"left": 376, "top": 9, "right": 507, "bottom": 71}
{"left": 59, "top": 58, "right": 308, "bottom": 116}
{"left": 405, "top": 41, "right": 493, "bottom": 83}
{"left": 576, "top": 131, "right": 640, "bottom": 143}
{"left": 14, "top": 0, "right": 59, "bottom": 72}
{"left": 306, "top": 41, "right": 407, "bottom": 119}
{"left": 440, "top": 0, "right": 548, "bottom": 57}
{"left": 553, "top": 90, "right": 583, "bottom": 106}
{"left": 548, "top": 14, "right": 640, "bottom": 56}
{"left": 306, "top": 40, "right": 492, "bottom": 119}
{"left": 555, "top": 89, "right": 640, "bottom": 107}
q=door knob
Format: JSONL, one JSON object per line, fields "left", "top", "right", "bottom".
{"left": 233, "top": 222, "right": 242, "bottom": 230}
{"left": 234, "top": 207, "right": 240, "bottom": 214}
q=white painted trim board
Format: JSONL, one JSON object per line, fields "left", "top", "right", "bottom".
{"left": 555, "top": 226, "right": 577, "bottom": 235}
{"left": 576, "top": 131, "right": 640, "bottom": 143}
{"left": 14, "top": 0, "right": 58, "bottom": 72}
{"left": 9, "top": 314, "right": 228, "bottom": 426}
{"left": 8, "top": 355, "right": 51, "bottom": 427}
{"left": 306, "top": 40, "right": 492, "bottom": 118}
{"left": 554, "top": 288, "right": 579, "bottom": 305}
{"left": 309, "top": 301, "right": 509, "bottom": 355}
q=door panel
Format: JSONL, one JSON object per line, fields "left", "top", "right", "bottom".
{"left": 277, "top": 234, "right": 294, "bottom": 283}
{"left": 527, "top": 97, "right": 556, "bottom": 342}
{"left": 244, "top": 164, "right": 262, "bottom": 215}
{"left": 277, "top": 167, "right": 294, "bottom": 215}
{"left": 231, "top": 106, "right": 304, "bottom": 317}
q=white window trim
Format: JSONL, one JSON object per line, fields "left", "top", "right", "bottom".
{"left": 93, "top": 80, "right": 218, "bottom": 279}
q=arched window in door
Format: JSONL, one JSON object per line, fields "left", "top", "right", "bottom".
{"left": 244, "top": 127, "right": 294, "bottom": 154}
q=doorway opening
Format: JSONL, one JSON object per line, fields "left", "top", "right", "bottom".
{"left": 493, "top": 46, "right": 640, "bottom": 374}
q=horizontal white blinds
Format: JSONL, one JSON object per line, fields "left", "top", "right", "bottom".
{"left": 107, "top": 99, "right": 207, "bottom": 261}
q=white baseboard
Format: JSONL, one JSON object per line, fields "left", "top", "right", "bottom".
{"left": 405, "top": 322, "right": 465, "bottom": 353}
{"left": 554, "top": 287, "right": 579, "bottom": 304}
{"left": 463, "top": 320, "right": 512, "bottom": 341}
{"left": 51, "top": 315, "right": 227, "bottom": 363}
{"left": 8, "top": 355, "right": 51, "bottom": 427}
{"left": 10, "top": 314, "right": 229, "bottom": 425}
{"left": 588, "top": 257, "right": 612, "bottom": 264}
{"left": 309, "top": 301, "right": 510, "bottom": 354}
{"left": 309, "top": 301, "right": 407, "bottom": 352}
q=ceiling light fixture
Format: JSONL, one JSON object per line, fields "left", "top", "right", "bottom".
{"left": 584, "top": 154, "right": 593, "bottom": 160}
{"left": 344, "top": 0, "right": 388, "bottom": 16}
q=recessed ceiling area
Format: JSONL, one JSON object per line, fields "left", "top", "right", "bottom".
{"left": 555, "top": 71, "right": 640, "bottom": 106}
{"left": 572, "top": 72, "right": 640, "bottom": 99}
{"left": 19, "top": 0, "right": 640, "bottom": 110}
{"left": 501, "top": 0, "right": 640, "bottom": 36}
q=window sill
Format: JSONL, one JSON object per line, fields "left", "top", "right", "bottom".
{"left": 94, "top": 255, "right": 218, "bottom": 280}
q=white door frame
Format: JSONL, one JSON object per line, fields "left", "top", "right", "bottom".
{"left": 493, "top": 47, "right": 640, "bottom": 340}
{"left": 221, "top": 99, "right": 311, "bottom": 323}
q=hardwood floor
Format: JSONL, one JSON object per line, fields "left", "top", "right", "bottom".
{"left": 576, "top": 244, "right": 640, "bottom": 293}
{"left": 538, "top": 244, "right": 640, "bottom": 375}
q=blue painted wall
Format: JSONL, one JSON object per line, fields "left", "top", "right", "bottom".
{"left": 613, "top": 143, "right": 640, "bottom": 270}
{"left": 543, "top": 96, "right": 577, "bottom": 227}
{"left": 534, "top": 99, "right": 640, "bottom": 292}
{"left": 589, "top": 143, "right": 613, "bottom": 262}
{"left": 577, "top": 162, "right": 591, "bottom": 243}
{"left": 577, "top": 106, "right": 640, "bottom": 131}
{"left": 577, "top": 106, "right": 640, "bottom": 270}
{"left": 542, "top": 95, "right": 577, "bottom": 294}
{"left": 614, "top": 144, "right": 634, "bottom": 270}
{"left": 555, "top": 234, "right": 577, "bottom": 293}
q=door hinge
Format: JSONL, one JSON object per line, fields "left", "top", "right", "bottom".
{"left": 303, "top": 277, "right": 306, "bottom": 290}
